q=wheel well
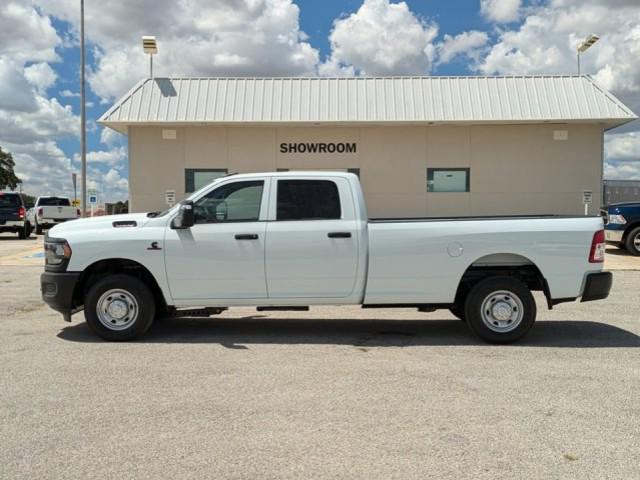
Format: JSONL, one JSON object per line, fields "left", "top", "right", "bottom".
{"left": 73, "top": 259, "right": 166, "bottom": 311}
{"left": 623, "top": 221, "right": 640, "bottom": 242}
{"left": 454, "top": 256, "right": 547, "bottom": 308}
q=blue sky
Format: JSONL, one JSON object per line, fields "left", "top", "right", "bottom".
{"left": 1, "top": 0, "right": 638, "bottom": 201}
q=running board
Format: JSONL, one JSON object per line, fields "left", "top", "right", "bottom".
{"left": 172, "top": 307, "right": 227, "bottom": 317}
{"left": 256, "top": 306, "right": 309, "bottom": 312}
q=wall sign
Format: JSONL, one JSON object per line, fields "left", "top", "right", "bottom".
{"left": 280, "top": 142, "right": 357, "bottom": 154}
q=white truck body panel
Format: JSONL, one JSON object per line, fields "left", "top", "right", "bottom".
{"left": 52, "top": 171, "right": 605, "bottom": 309}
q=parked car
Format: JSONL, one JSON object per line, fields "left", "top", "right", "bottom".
{"left": 26, "top": 196, "right": 80, "bottom": 235}
{"left": 603, "top": 202, "right": 640, "bottom": 256}
{"left": 41, "top": 172, "right": 611, "bottom": 343}
{"left": 0, "top": 192, "right": 30, "bottom": 239}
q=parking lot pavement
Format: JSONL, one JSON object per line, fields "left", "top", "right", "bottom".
{"left": 1, "top": 236, "right": 639, "bottom": 479}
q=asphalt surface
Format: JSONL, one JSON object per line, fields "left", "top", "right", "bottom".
{"left": 1, "top": 234, "right": 639, "bottom": 479}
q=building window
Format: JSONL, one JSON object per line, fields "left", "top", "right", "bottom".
{"left": 427, "top": 168, "right": 470, "bottom": 193}
{"left": 185, "top": 169, "right": 228, "bottom": 193}
{"left": 276, "top": 180, "right": 341, "bottom": 221}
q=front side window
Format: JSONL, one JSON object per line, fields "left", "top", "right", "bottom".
{"left": 277, "top": 180, "right": 341, "bottom": 221}
{"left": 427, "top": 168, "right": 470, "bottom": 193}
{"left": 194, "top": 180, "right": 263, "bottom": 224}
{"left": 185, "top": 169, "right": 228, "bottom": 193}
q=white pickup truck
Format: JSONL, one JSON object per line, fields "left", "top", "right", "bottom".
{"left": 41, "top": 171, "right": 611, "bottom": 343}
{"left": 27, "top": 196, "right": 79, "bottom": 234}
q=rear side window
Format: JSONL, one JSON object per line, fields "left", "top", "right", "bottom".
{"left": 0, "top": 194, "right": 21, "bottom": 207}
{"left": 38, "top": 197, "right": 70, "bottom": 206}
{"left": 277, "top": 180, "right": 341, "bottom": 221}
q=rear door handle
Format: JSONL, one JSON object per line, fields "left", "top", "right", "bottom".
{"left": 327, "top": 232, "right": 352, "bottom": 238}
{"left": 235, "top": 234, "right": 259, "bottom": 240}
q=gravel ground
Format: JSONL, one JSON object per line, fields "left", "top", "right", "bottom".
{"left": 1, "top": 236, "right": 639, "bottom": 479}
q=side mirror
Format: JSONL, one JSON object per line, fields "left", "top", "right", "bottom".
{"left": 171, "top": 201, "right": 195, "bottom": 229}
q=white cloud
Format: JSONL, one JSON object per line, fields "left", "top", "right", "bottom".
{"left": 0, "top": 58, "right": 39, "bottom": 112}
{"left": 74, "top": 146, "right": 126, "bottom": 166}
{"left": 59, "top": 89, "right": 79, "bottom": 98}
{"left": 437, "top": 30, "right": 489, "bottom": 65}
{"left": 100, "top": 127, "right": 125, "bottom": 146}
{"left": 480, "top": 0, "right": 521, "bottom": 23}
{"left": 40, "top": 0, "right": 319, "bottom": 100}
{"left": 24, "top": 62, "right": 57, "bottom": 92}
{"left": 0, "top": 2, "right": 60, "bottom": 62}
{"left": 321, "top": 0, "right": 438, "bottom": 76}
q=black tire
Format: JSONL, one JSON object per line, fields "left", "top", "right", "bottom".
{"left": 464, "top": 276, "right": 536, "bottom": 344}
{"left": 624, "top": 226, "right": 640, "bottom": 256}
{"left": 25, "top": 222, "right": 32, "bottom": 238}
{"left": 35, "top": 223, "right": 43, "bottom": 235}
{"left": 449, "top": 305, "right": 466, "bottom": 322}
{"left": 84, "top": 274, "right": 156, "bottom": 341}
{"left": 18, "top": 225, "right": 27, "bottom": 239}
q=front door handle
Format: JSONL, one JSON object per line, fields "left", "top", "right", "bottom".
{"left": 327, "top": 232, "right": 351, "bottom": 238}
{"left": 235, "top": 234, "right": 259, "bottom": 240}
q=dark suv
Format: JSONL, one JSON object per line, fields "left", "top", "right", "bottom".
{"left": 0, "top": 192, "right": 30, "bottom": 239}
{"left": 604, "top": 202, "right": 640, "bottom": 256}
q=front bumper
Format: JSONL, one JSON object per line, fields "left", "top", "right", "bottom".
{"left": 581, "top": 271, "right": 613, "bottom": 302}
{"left": 605, "top": 229, "right": 624, "bottom": 243}
{"left": 41, "top": 272, "right": 81, "bottom": 321}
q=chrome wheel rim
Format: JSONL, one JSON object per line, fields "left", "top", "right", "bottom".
{"left": 96, "top": 289, "right": 139, "bottom": 331}
{"left": 634, "top": 232, "right": 640, "bottom": 252}
{"left": 480, "top": 290, "right": 524, "bottom": 333}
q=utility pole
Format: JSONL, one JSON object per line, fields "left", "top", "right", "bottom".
{"left": 80, "top": 0, "right": 87, "bottom": 217}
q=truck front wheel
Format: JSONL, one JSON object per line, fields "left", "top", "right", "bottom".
{"left": 35, "top": 222, "right": 43, "bottom": 235}
{"left": 84, "top": 274, "right": 156, "bottom": 341}
{"left": 464, "top": 276, "right": 536, "bottom": 344}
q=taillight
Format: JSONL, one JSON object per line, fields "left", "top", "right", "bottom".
{"left": 18, "top": 206, "right": 25, "bottom": 219}
{"left": 37, "top": 207, "right": 43, "bottom": 217}
{"left": 589, "top": 230, "right": 606, "bottom": 263}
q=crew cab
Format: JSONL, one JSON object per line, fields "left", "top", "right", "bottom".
{"left": 27, "top": 196, "right": 80, "bottom": 234}
{"left": 0, "top": 192, "right": 30, "bottom": 239}
{"left": 41, "top": 172, "right": 611, "bottom": 343}
{"left": 603, "top": 202, "right": 640, "bottom": 256}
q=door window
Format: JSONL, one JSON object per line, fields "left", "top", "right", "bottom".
{"left": 276, "top": 180, "right": 341, "bottom": 221}
{"left": 194, "top": 180, "right": 263, "bottom": 224}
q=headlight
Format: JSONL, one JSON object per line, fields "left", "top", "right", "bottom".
{"left": 607, "top": 214, "right": 626, "bottom": 225}
{"left": 44, "top": 237, "right": 72, "bottom": 267}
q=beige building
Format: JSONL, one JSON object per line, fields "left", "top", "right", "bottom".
{"left": 99, "top": 76, "right": 637, "bottom": 217}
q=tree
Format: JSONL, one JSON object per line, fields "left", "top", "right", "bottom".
{"left": 0, "top": 146, "right": 21, "bottom": 191}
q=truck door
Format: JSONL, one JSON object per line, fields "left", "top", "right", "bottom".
{"left": 265, "top": 178, "right": 359, "bottom": 298}
{"left": 164, "top": 179, "right": 268, "bottom": 300}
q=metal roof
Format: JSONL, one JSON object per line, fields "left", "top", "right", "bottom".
{"left": 99, "top": 76, "right": 637, "bottom": 133}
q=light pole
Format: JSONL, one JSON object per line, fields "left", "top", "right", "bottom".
{"left": 577, "top": 34, "right": 599, "bottom": 75}
{"left": 80, "top": 0, "right": 87, "bottom": 216}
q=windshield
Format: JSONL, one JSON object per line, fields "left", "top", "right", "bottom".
{"left": 39, "top": 197, "right": 70, "bottom": 206}
{"left": 148, "top": 177, "right": 228, "bottom": 217}
{"left": 0, "top": 193, "right": 21, "bottom": 207}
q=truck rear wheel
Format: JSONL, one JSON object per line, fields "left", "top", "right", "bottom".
{"left": 624, "top": 226, "right": 640, "bottom": 256}
{"left": 84, "top": 274, "right": 155, "bottom": 341}
{"left": 464, "top": 276, "right": 536, "bottom": 344}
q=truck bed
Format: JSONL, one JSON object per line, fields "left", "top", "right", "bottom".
{"left": 369, "top": 214, "right": 596, "bottom": 223}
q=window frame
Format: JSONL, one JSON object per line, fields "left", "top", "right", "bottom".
{"left": 426, "top": 168, "right": 471, "bottom": 193}
{"left": 192, "top": 179, "right": 266, "bottom": 225}
{"left": 185, "top": 168, "right": 228, "bottom": 194}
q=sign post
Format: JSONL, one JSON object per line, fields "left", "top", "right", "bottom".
{"left": 88, "top": 188, "right": 98, "bottom": 217}
{"left": 582, "top": 190, "right": 593, "bottom": 216}
{"left": 72, "top": 173, "right": 77, "bottom": 206}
